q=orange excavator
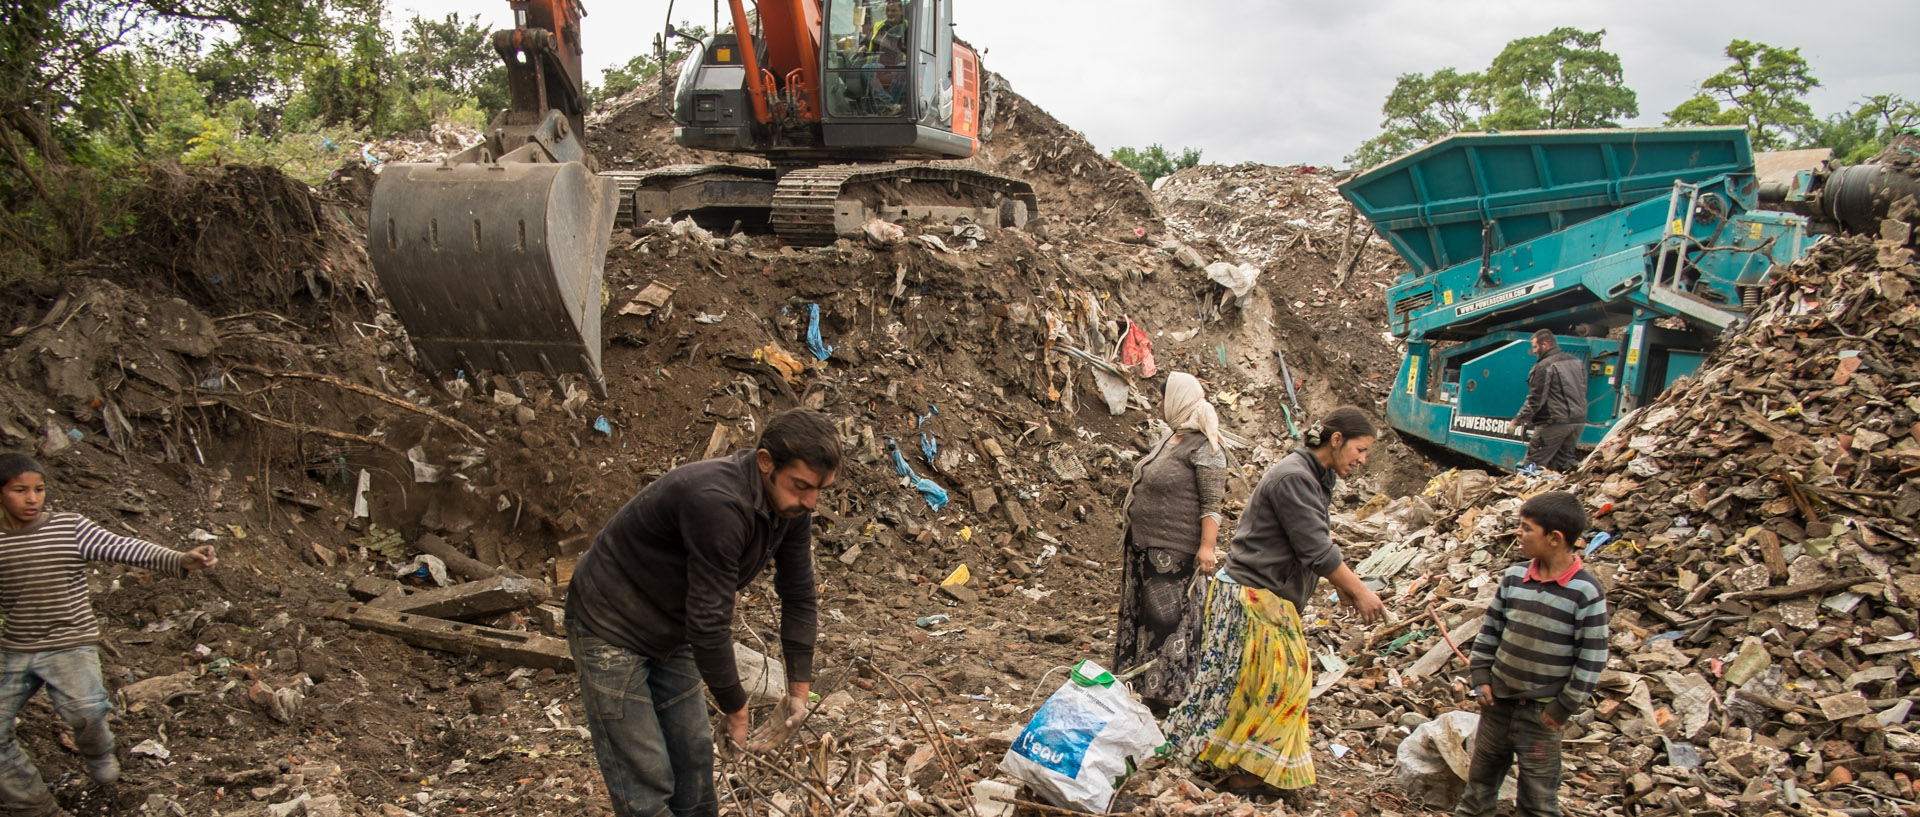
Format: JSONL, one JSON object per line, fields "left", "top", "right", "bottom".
{"left": 368, "top": 0, "right": 1034, "bottom": 395}
{"left": 625, "top": 0, "right": 1037, "bottom": 242}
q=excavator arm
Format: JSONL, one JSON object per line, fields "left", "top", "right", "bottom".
{"left": 368, "top": 0, "right": 619, "bottom": 395}
{"left": 495, "top": 1, "right": 590, "bottom": 133}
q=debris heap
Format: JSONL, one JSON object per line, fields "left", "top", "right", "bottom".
{"left": 1299, "top": 217, "right": 1920, "bottom": 816}
{"left": 1155, "top": 162, "right": 1413, "bottom": 430}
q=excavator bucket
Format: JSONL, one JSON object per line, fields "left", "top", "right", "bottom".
{"left": 369, "top": 160, "right": 618, "bottom": 393}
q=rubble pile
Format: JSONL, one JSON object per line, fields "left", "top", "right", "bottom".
{"left": 1874, "top": 130, "right": 1920, "bottom": 176}
{"left": 1157, "top": 163, "right": 1391, "bottom": 286}
{"left": 1559, "top": 224, "right": 1920, "bottom": 815}
{"left": 1153, "top": 163, "right": 1413, "bottom": 433}
{"left": 1278, "top": 222, "right": 1920, "bottom": 816}
{"left": 361, "top": 122, "right": 485, "bottom": 164}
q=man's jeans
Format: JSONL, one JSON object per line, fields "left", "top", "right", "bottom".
{"left": 1456, "top": 698, "right": 1564, "bottom": 817}
{"left": 0, "top": 647, "right": 114, "bottom": 816}
{"left": 567, "top": 619, "right": 717, "bottom": 817}
{"left": 1523, "top": 423, "right": 1584, "bottom": 472}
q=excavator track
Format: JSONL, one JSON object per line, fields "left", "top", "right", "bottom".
{"left": 603, "top": 164, "right": 777, "bottom": 228}
{"left": 769, "top": 164, "right": 1038, "bottom": 245}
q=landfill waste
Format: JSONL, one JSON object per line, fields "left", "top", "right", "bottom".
{"left": 0, "top": 49, "right": 1506, "bottom": 817}
{"left": 1333, "top": 224, "right": 1920, "bottom": 815}
{"left": 886, "top": 437, "right": 951, "bottom": 510}
{"left": 805, "top": 303, "right": 834, "bottom": 361}
{"left": 1393, "top": 710, "right": 1481, "bottom": 804}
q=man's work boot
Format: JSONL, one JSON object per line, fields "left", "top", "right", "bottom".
{"left": 83, "top": 753, "right": 118, "bottom": 785}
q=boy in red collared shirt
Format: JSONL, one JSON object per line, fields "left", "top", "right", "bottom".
{"left": 1457, "top": 491, "right": 1608, "bottom": 817}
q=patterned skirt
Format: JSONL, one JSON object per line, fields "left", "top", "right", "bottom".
{"left": 1113, "top": 539, "right": 1200, "bottom": 705}
{"left": 1164, "top": 577, "right": 1316, "bottom": 789}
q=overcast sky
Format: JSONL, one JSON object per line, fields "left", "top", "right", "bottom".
{"left": 394, "top": 0, "right": 1919, "bottom": 167}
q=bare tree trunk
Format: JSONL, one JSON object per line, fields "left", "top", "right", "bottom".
{"left": 4, "top": 104, "right": 67, "bottom": 168}
{"left": 0, "top": 121, "right": 72, "bottom": 262}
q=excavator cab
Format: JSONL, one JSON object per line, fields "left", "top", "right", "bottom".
{"left": 368, "top": 0, "right": 618, "bottom": 395}
{"left": 655, "top": 0, "right": 1024, "bottom": 243}
{"left": 673, "top": 0, "right": 979, "bottom": 162}
{"left": 821, "top": 0, "right": 916, "bottom": 119}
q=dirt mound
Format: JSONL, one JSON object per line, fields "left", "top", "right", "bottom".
{"left": 0, "top": 161, "right": 1296, "bottom": 816}
{"left": 955, "top": 73, "right": 1162, "bottom": 236}
{"left": 588, "top": 72, "right": 753, "bottom": 171}
{"left": 1156, "top": 161, "right": 1427, "bottom": 496}
{"left": 0, "top": 51, "right": 1448, "bottom": 817}
{"left": 109, "top": 164, "right": 374, "bottom": 310}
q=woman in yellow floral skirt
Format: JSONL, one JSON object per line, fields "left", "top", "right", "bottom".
{"left": 1165, "top": 406, "right": 1386, "bottom": 794}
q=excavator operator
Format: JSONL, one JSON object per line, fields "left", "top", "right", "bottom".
{"left": 860, "top": 0, "right": 908, "bottom": 60}
{"left": 859, "top": 0, "right": 908, "bottom": 107}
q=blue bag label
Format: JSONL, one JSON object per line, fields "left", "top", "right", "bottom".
{"left": 1013, "top": 693, "right": 1109, "bottom": 778}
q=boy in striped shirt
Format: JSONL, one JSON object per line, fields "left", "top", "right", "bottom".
{"left": 1457, "top": 491, "right": 1608, "bottom": 817}
{"left": 0, "top": 454, "right": 217, "bottom": 816}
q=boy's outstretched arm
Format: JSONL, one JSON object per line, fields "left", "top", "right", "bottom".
{"left": 73, "top": 517, "right": 199, "bottom": 576}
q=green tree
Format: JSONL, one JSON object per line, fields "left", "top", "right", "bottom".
{"left": 0, "top": 0, "right": 372, "bottom": 268}
{"left": 1347, "top": 28, "right": 1637, "bottom": 169}
{"left": 1665, "top": 39, "right": 1819, "bottom": 150}
{"left": 1346, "top": 67, "right": 1487, "bottom": 168}
{"left": 1481, "top": 27, "right": 1638, "bottom": 131}
{"left": 1110, "top": 143, "right": 1202, "bottom": 187}
{"left": 398, "top": 12, "right": 506, "bottom": 115}
{"left": 589, "top": 23, "right": 708, "bottom": 107}
{"left": 295, "top": 21, "right": 397, "bottom": 132}
{"left": 1799, "top": 94, "right": 1920, "bottom": 164}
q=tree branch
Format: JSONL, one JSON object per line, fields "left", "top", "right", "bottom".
{"left": 129, "top": 0, "right": 329, "bottom": 50}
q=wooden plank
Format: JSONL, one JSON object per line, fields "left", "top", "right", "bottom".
{"left": 1758, "top": 529, "right": 1788, "bottom": 583}
{"left": 1736, "top": 412, "right": 1796, "bottom": 442}
{"left": 365, "top": 576, "right": 551, "bottom": 621}
{"left": 325, "top": 603, "right": 572, "bottom": 670}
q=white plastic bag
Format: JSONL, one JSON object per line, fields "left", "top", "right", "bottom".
{"left": 1203, "top": 261, "right": 1261, "bottom": 300}
{"left": 1000, "top": 660, "right": 1166, "bottom": 813}
{"left": 1392, "top": 710, "right": 1480, "bottom": 804}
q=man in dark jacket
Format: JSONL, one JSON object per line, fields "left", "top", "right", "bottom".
{"left": 1513, "top": 329, "right": 1588, "bottom": 472}
{"left": 567, "top": 408, "right": 840, "bottom": 817}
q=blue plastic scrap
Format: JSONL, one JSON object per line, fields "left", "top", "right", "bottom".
{"left": 1584, "top": 531, "right": 1612, "bottom": 555}
{"left": 593, "top": 416, "right": 613, "bottom": 436}
{"left": 915, "top": 405, "right": 938, "bottom": 427}
{"left": 920, "top": 432, "right": 938, "bottom": 466}
{"left": 806, "top": 303, "right": 834, "bottom": 361}
{"left": 886, "top": 437, "right": 949, "bottom": 510}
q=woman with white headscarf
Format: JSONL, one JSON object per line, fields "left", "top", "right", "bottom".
{"left": 1114, "top": 371, "right": 1228, "bottom": 712}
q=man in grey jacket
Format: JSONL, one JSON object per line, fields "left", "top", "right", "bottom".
{"left": 1513, "top": 330, "right": 1588, "bottom": 472}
